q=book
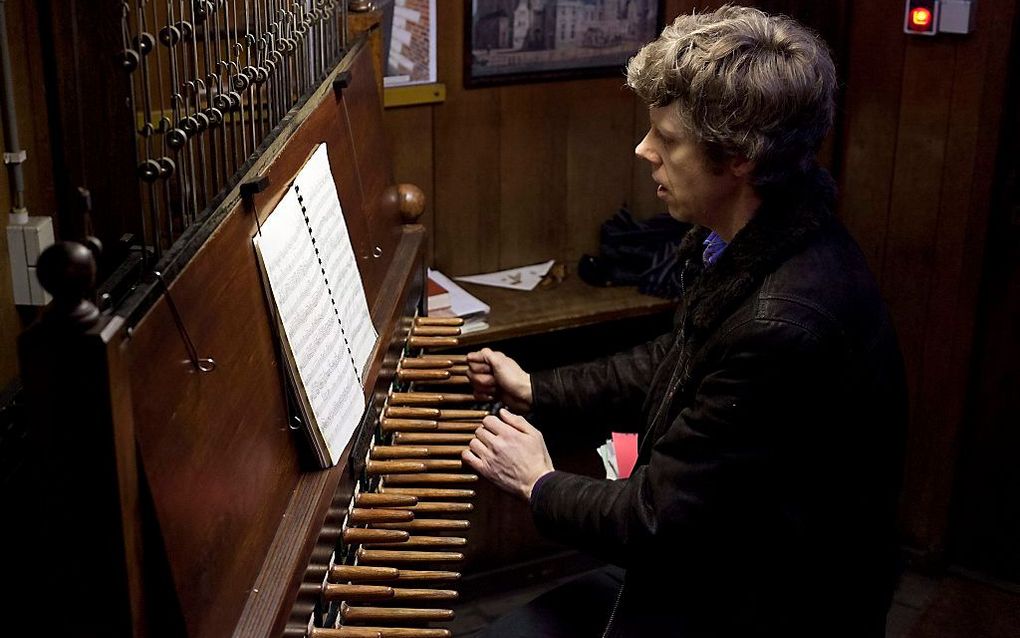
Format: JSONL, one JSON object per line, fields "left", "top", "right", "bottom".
{"left": 427, "top": 277, "right": 451, "bottom": 313}
{"left": 252, "top": 144, "right": 378, "bottom": 467}
{"left": 427, "top": 269, "right": 490, "bottom": 334}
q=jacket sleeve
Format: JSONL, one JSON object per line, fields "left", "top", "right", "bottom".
{"left": 528, "top": 330, "right": 676, "bottom": 438}
{"left": 528, "top": 319, "right": 839, "bottom": 566}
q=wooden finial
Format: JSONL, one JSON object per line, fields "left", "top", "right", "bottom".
{"left": 396, "top": 183, "right": 426, "bottom": 223}
{"left": 35, "top": 241, "right": 100, "bottom": 328}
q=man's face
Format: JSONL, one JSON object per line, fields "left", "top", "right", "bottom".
{"left": 635, "top": 106, "right": 736, "bottom": 226}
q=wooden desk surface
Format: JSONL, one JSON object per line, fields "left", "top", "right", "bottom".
{"left": 452, "top": 275, "right": 676, "bottom": 347}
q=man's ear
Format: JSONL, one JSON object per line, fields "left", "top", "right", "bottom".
{"left": 729, "top": 155, "right": 756, "bottom": 178}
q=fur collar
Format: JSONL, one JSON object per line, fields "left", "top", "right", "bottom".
{"left": 678, "top": 166, "right": 838, "bottom": 341}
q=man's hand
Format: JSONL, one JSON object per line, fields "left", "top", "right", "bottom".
{"left": 466, "top": 348, "right": 533, "bottom": 413}
{"left": 462, "top": 408, "right": 554, "bottom": 501}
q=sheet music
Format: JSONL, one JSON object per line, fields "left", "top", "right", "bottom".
{"left": 294, "top": 144, "right": 378, "bottom": 376}
{"left": 254, "top": 191, "right": 365, "bottom": 466}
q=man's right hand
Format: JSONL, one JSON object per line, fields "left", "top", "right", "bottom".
{"left": 466, "top": 348, "right": 533, "bottom": 413}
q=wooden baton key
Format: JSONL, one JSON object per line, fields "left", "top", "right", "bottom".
{"left": 366, "top": 460, "right": 428, "bottom": 475}
{"left": 382, "top": 473, "right": 478, "bottom": 485}
{"left": 372, "top": 519, "right": 470, "bottom": 532}
{"left": 323, "top": 584, "right": 394, "bottom": 601}
{"left": 380, "top": 418, "right": 481, "bottom": 433}
{"left": 365, "top": 536, "right": 467, "bottom": 549}
{"left": 399, "top": 358, "right": 454, "bottom": 369}
{"left": 354, "top": 493, "right": 418, "bottom": 508}
{"left": 356, "top": 547, "right": 464, "bottom": 563}
{"left": 313, "top": 626, "right": 451, "bottom": 638}
{"left": 388, "top": 392, "right": 476, "bottom": 405}
{"left": 392, "top": 432, "right": 476, "bottom": 445}
{"left": 372, "top": 445, "right": 470, "bottom": 459}
{"left": 414, "top": 376, "right": 470, "bottom": 386}
{"left": 396, "top": 369, "right": 451, "bottom": 382}
{"left": 406, "top": 501, "right": 473, "bottom": 513}
{"left": 348, "top": 508, "right": 415, "bottom": 524}
{"left": 415, "top": 317, "right": 464, "bottom": 326}
{"left": 408, "top": 336, "right": 459, "bottom": 348}
{"left": 343, "top": 528, "right": 410, "bottom": 544}
{"left": 329, "top": 565, "right": 461, "bottom": 582}
{"left": 341, "top": 603, "right": 454, "bottom": 623}
{"left": 421, "top": 354, "right": 468, "bottom": 363}
{"left": 380, "top": 487, "right": 476, "bottom": 499}
{"left": 411, "top": 326, "right": 461, "bottom": 337}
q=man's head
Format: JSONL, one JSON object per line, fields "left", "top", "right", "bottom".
{"left": 629, "top": 5, "right": 836, "bottom": 197}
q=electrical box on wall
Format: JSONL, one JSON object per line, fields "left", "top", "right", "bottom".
{"left": 6, "top": 216, "right": 54, "bottom": 306}
{"left": 904, "top": 0, "right": 976, "bottom": 36}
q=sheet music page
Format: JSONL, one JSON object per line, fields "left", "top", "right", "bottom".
{"left": 294, "top": 144, "right": 378, "bottom": 376}
{"left": 253, "top": 190, "right": 365, "bottom": 465}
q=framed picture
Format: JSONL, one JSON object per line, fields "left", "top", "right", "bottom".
{"left": 379, "top": 0, "right": 438, "bottom": 88}
{"left": 465, "top": 0, "right": 662, "bottom": 87}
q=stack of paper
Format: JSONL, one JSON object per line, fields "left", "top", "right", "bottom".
{"left": 427, "top": 269, "right": 490, "bottom": 334}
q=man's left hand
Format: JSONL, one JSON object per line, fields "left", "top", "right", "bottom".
{"left": 462, "top": 408, "right": 554, "bottom": 501}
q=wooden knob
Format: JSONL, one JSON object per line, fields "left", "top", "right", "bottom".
{"left": 36, "top": 241, "right": 100, "bottom": 326}
{"left": 396, "top": 183, "right": 425, "bottom": 223}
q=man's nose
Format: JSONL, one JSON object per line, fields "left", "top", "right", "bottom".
{"left": 635, "top": 132, "right": 657, "bottom": 164}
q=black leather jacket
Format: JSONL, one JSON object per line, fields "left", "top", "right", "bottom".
{"left": 529, "top": 169, "right": 907, "bottom": 637}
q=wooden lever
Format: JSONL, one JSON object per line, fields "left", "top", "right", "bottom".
{"left": 388, "top": 392, "right": 476, "bottom": 405}
{"left": 357, "top": 547, "right": 464, "bottom": 563}
{"left": 392, "top": 432, "right": 476, "bottom": 445}
{"left": 399, "top": 358, "right": 454, "bottom": 369}
{"left": 329, "top": 565, "right": 460, "bottom": 582}
{"left": 390, "top": 587, "right": 459, "bottom": 601}
{"left": 415, "top": 317, "right": 464, "bottom": 326}
{"left": 396, "top": 369, "right": 451, "bottom": 381}
{"left": 380, "top": 487, "right": 476, "bottom": 499}
{"left": 406, "top": 501, "right": 473, "bottom": 514}
{"left": 370, "top": 458, "right": 463, "bottom": 471}
{"left": 372, "top": 519, "right": 470, "bottom": 532}
{"left": 382, "top": 473, "right": 478, "bottom": 485}
{"left": 365, "top": 460, "right": 428, "bottom": 475}
{"left": 372, "top": 445, "right": 470, "bottom": 459}
{"left": 414, "top": 376, "right": 470, "bottom": 386}
{"left": 411, "top": 326, "right": 461, "bottom": 337}
{"left": 341, "top": 603, "right": 454, "bottom": 622}
{"left": 323, "top": 584, "right": 394, "bottom": 601}
{"left": 386, "top": 407, "right": 489, "bottom": 419}
{"left": 313, "top": 627, "right": 451, "bottom": 638}
{"left": 366, "top": 536, "right": 467, "bottom": 549}
{"left": 343, "top": 528, "right": 410, "bottom": 544}
{"left": 408, "top": 336, "right": 459, "bottom": 348}
{"left": 421, "top": 354, "right": 468, "bottom": 363}
{"left": 348, "top": 508, "right": 415, "bottom": 524}
{"left": 354, "top": 493, "right": 418, "bottom": 508}
{"left": 380, "top": 418, "right": 481, "bottom": 433}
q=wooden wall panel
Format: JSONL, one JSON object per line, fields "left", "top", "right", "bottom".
{"left": 566, "top": 78, "right": 638, "bottom": 262}
{"left": 498, "top": 84, "right": 570, "bottom": 268}
{"left": 432, "top": 0, "right": 502, "bottom": 276}
{"left": 384, "top": 105, "right": 436, "bottom": 261}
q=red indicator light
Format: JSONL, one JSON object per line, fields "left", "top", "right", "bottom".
{"left": 911, "top": 7, "right": 933, "bottom": 27}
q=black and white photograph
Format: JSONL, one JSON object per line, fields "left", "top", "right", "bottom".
{"left": 467, "top": 0, "right": 660, "bottom": 85}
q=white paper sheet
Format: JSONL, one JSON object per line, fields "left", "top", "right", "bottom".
{"left": 428, "top": 269, "right": 490, "bottom": 318}
{"left": 293, "top": 145, "right": 378, "bottom": 377}
{"left": 453, "top": 260, "right": 555, "bottom": 291}
{"left": 254, "top": 191, "right": 365, "bottom": 465}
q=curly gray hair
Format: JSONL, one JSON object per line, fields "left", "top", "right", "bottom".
{"left": 626, "top": 5, "right": 836, "bottom": 188}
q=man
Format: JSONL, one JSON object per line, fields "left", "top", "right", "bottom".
{"left": 463, "top": 6, "right": 906, "bottom": 638}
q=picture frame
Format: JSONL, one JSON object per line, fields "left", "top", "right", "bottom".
{"left": 379, "top": 0, "right": 438, "bottom": 88}
{"left": 465, "top": 0, "right": 663, "bottom": 88}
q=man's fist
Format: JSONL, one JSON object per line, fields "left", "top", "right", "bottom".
{"left": 466, "top": 348, "right": 533, "bottom": 413}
